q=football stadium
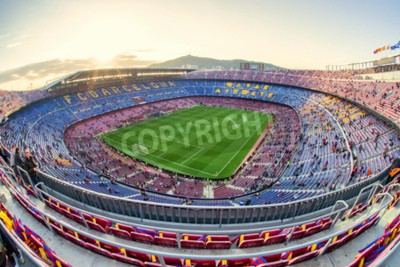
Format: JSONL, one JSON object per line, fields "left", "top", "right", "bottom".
{"left": 0, "top": 1, "right": 400, "bottom": 267}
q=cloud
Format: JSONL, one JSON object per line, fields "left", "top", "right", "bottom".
{"left": 6, "top": 42, "right": 22, "bottom": 48}
{"left": 112, "top": 53, "right": 138, "bottom": 62}
{"left": 0, "top": 58, "right": 99, "bottom": 90}
{"left": 0, "top": 58, "right": 96, "bottom": 84}
{"left": 111, "top": 53, "right": 158, "bottom": 67}
{"left": 0, "top": 55, "right": 160, "bottom": 91}
{"left": 134, "top": 49, "right": 156, "bottom": 53}
{"left": 3, "top": 31, "right": 29, "bottom": 48}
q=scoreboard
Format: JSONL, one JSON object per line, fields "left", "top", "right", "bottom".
{"left": 240, "top": 62, "right": 265, "bottom": 71}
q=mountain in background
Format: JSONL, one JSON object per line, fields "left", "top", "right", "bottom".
{"left": 147, "top": 55, "right": 282, "bottom": 70}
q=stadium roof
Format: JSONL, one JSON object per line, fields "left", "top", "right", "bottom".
{"left": 46, "top": 68, "right": 195, "bottom": 92}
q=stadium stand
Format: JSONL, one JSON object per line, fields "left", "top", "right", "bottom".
{"left": 0, "top": 68, "right": 399, "bottom": 266}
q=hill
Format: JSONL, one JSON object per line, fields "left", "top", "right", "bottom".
{"left": 147, "top": 55, "right": 281, "bottom": 70}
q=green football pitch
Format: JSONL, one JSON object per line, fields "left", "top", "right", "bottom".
{"left": 101, "top": 106, "right": 272, "bottom": 179}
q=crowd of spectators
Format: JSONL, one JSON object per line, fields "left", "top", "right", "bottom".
{"left": 0, "top": 68, "right": 399, "bottom": 203}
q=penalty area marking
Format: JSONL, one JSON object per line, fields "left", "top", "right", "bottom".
{"left": 180, "top": 146, "right": 204, "bottom": 165}
{"left": 215, "top": 116, "right": 270, "bottom": 176}
{"left": 102, "top": 134, "right": 216, "bottom": 176}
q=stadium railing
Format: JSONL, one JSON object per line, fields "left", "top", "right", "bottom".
{"left": 35, "top": 157, "right": 399, "bottom": 225}
{"left": 2, "top": 164, "right": 397, "bottom": 266}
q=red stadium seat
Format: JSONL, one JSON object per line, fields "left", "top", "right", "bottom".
{"left": 52, "top": 204, "right": 65, "bottom": 216}
{"left": 238, "top": 238, "right": 265, "bottom": 248}
{"left": 237, "top": 234, "right": 264, "bottom": 248}
{"left": 69, "top": 213, "right": 86, "bottom": 225}
{"left": 288, "top": 229, "right": 305, "bottom": 240}
{"left": 109, "top": 227, "right": 132, "bottom": 240}
{"left": 82, "top": 213, "right": 93, "bottom": 221}
{"left": 112, "top": 253, "right": 145, "bottom": 267}
{"left": 45, "top": 199, "right": 58, "bottom": 211}
{"left": 136, "top": 227, "right": 157, "bottom": 236}
{"left": 182, "top": 233, "right": 203, "bottom": 240}
{"left": 217, "top": 258, "right": 251, "bottom": 267}
{"left": 328, "top": 232, "right": 355, "bottom": 252}
{"left": 263, "top": 234, "right": 287, "bottom": 245}
{"left": 321, "top": 220, "right": 333, "bottom": 230}
{"left": 261, "top": 229, "right": 288, "bottom": 245}
{"left": 260, "top": 229, "right": 281, "bottom": 239}
{"left": 317, "top": 217, "right": 331, "bottom": 225}
{"left": 94, "top": 217, "right": 112, "bottom": 228}
{"left": 116, "top": 223, "right": 136, "bottom": 233}
{"left": 77, "top": 233, "right": 98, "bottom": 246}
{"left": 125, "top": 249, "right": 152, "bottom": 262}
{"left": 263, "top": 253, "right": 284, "bottom": 263}
{"left": 154, "top": 236, "right": 179, "bottom": 247}
{"left": 53, "top": 254, "right": 73, "bottom": 267}
{"left": 131, "top": 231, "right": 154, "bottom": 244}
{"left": 27, "top": 208, "right": 45, "bottom": 224}
{"left": 28, "top": 235, "right": 45, "bottom": 249}
{"left": 86, "top": 220, "right": 109, "bottom": 233}
{"left": 62, "top": 226, "right": 76, "bottom": 237}
{"left": 189, "top": 259, "right": 217, "bottom": 267}
{"left": 158, "top": 231, "right": 177, "bottom": 239}
{"left": 63, "top": 226, "right": 75, "bottom": 235}
{"left": 347, "top": 243, "right": 379, "bottom": 267}
{"left": 48, "top": 198, "right": 58, "bottom": 205}
{"left": 144, "top": 262, "right": 176, "bottom": 267}
{"left": 354, "top": 217, "right": 378, "bottom": 237}
{"left": 58, "top": 207, "right": 70, "bottom": 217}
{"left": 206, "top": 241, "right": 232, "bottom": 249}
{"left": 240, "top": 233, "right": 260, "bottom": 240}
{"left": 49, "top": 222, "right": 66, "bottom": 237}
{"left": 64, "top": 232, "right": 87, "bottom": 248}
{"left": 326, "top": 239, "right": 341, "bottom": 253}
{"left": 304, "top": 224, "right": 323, "bottom": 237}
{"left": 207, "top": 235, "right": 230, "bottom": 242}
{"left": 86, "top": 243, "right": 113, "bottom": 258}
{"left": 164, "top": 257, "right": 183, "bottom": 266}
{"left": 68, "top": 207, "right": 80, "bottom": 216}
{"left": 301, "top": 222, "right": 317, "bottom": 229}
{"left": 181, "top": 239, "right": 206, "bottom": 249}
{"left": 358, "top": 203, "right": 369, "bottom": 213}
{"left": 288, "top": 249, "right": 319, "bottom": 265}
{"left": 257, "top": 260, "right": 288, "bottom": 267}
{"left": 99, "top": 241, "right": 121, "bottom": 254}
{"left": 57, "top": 202, "right": 69, "bottom": 210}
{"left": 154, "top": 231, "right": 178, "bottom": 247}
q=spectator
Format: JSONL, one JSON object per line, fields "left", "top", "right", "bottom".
{"left": 9, "top": 144, "right": 16, "bottom": 167}
{"left": 0, "top": 225, "right": 25, "bottom": 266}
{"left": 0, "top": 144, "right": 7, "bottom": 162}
{"left": 23, "top": 148, "right": 39, "bottom": 184}
{"left": 12, "top": 147, "right": 23, "bottom": 175}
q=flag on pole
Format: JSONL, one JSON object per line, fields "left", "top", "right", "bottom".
{"left": 391, "top": 44, "right": 400, "bottom": 50}
{"left": 375, "top": 41, "right": 400, "bottom": 53}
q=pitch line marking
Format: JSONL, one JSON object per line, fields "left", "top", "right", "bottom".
{"left": 102, "top": 134, "right": 216, "bottom": 176}
{"left": 144, "top": 149, "right": 216, "bottom": 176}
{"left": 180, "top": 147, "right": 204, "bottom": 164}
{"left": 215, "top": 117, "right": 270, "bottom": 176}
{"left": 102, "top": 115, "right": 270, "bottom": 178}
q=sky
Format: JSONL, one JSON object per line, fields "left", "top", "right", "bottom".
{"left": 0, "top": 0, "right": 399, "bottom": 90}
